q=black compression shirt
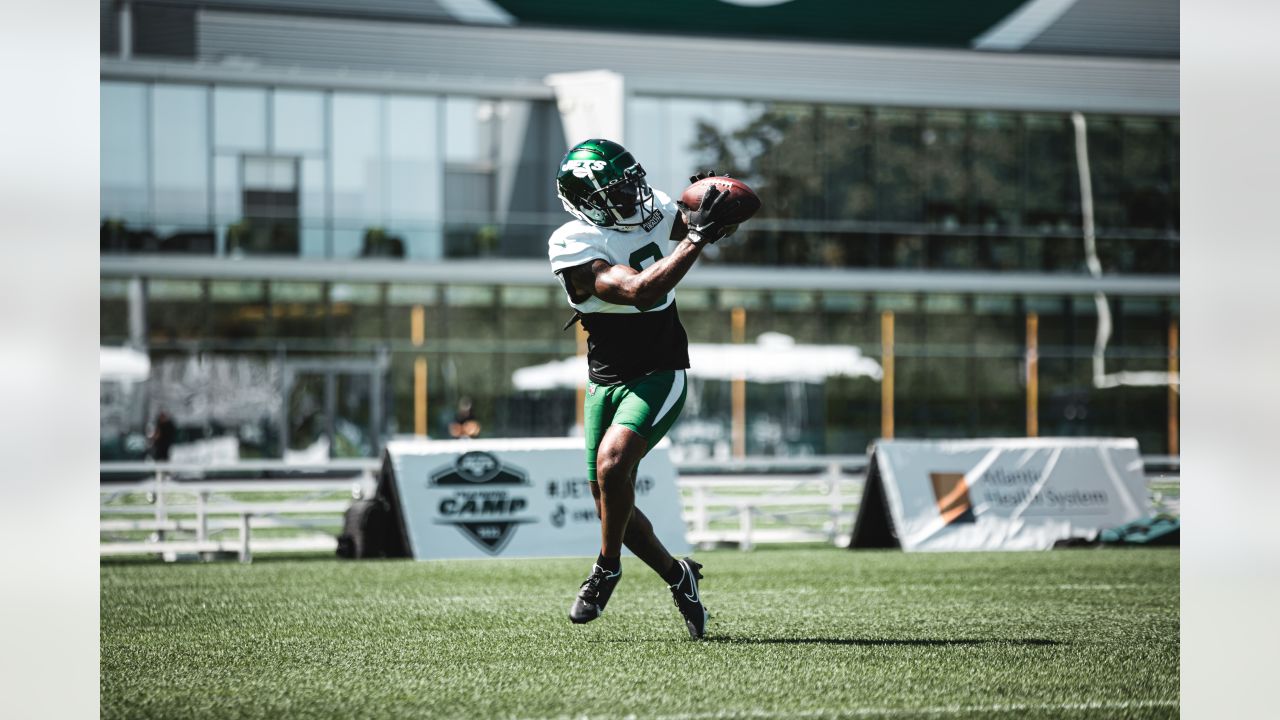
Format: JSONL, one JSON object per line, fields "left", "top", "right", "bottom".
{"left": 580, "top": 302, "right": 691, "bottom": 385}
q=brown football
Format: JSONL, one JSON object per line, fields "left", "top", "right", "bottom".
{"left": 679, "top": 176, "right": 761, "bottom": 226}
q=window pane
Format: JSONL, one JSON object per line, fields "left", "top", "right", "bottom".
{"left": 874, "top": 108, "right": 923, "bottom": 224}
{"left": 101, "top": 280, "right": 130, "bottom": 342}
{"left": 970, "top": 111, "right": 1022, "bottom": 231}
{"left": 270, "top": 281, "right": 327, "bottom": 340}
{"left": 332, "top": 93, "right": 383, "bottom": 257}
{"left": 300, "top": 158, "right": 328, "bottom": 257}
{"left": 331, "top": 283, "right": 385, "bottom": 342}
{"left": 1023, "top": 113, "right": 1078, "bottom": 232}
{"left": 818, "top": 106, "right": 873, "bottom": 222}
{"left": 1121, "top": 117, "right": 1173, "bottom": 231}
{"left": 387, "top": 95, "right": 443, "bottom": 260}
{"left": 445, "top": 285, "right": 495, "bottom": 307}
{"left": 445, "top": 97, "right": 494, "bottom": 163}
{"left": 1086, "top": 115, "right": 1124, "bottom": 232}
{"left": 214, "top": 87, "right": 267, "bottom": 153}
{"left": 101, "top": 82, "right": 150, "bottom": 224}
{"left": 755, "top": 103, "right": 819, "bottom": 222}
{"left": 718, "top": 289, "right": 765, "bottom": 310}
{"left": 922, "top": 110, "right": 967, "bottom": 229}
{"left": 213, "top": 156, "right": 240, "bottom": 224}
{"left": 388, "top": 284, "right": 440, "bottom": 347}
{"left": 272, "top": 90, "right": 325, "bottom": 154}
{"left": 151, "top": 84, "right": 209, "bottom": 228}
{"left": 148, "top": 280, "right": 206, "bottom": 342}
{"left": 232, "top": 156, "right": 301, "bottom": 256}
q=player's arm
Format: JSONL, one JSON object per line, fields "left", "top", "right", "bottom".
{"left": 564, "top": 239, "right": 704, "bottom": 308}
{"left": 558, "top": 186, "right": 735, "bottom": 308}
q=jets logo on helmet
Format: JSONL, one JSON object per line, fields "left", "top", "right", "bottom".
{"left": 561, "top": 159, "right": 607, "bottom": 178}
{"left": 556, "top": 139, "right": 659, "bottom": 232}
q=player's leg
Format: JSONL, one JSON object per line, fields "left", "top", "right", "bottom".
{"left": 585, "top": 469, "right": 670, "bottom": 577}
{"left": 569, "top": 381, "right": 625, "bottom": 624}
{"left": 606, "top": 370, "right": 686, "bottom": 575}
{"left": 594, "top": 368, "right": 684, "bottom": 565}
{"left": 586, "top": 465, "right": 678, "bottom": 581}
{"left": 610, "top": 369, "right": 708, "bottom": 638}
{"left": 594, "top": 424, "right": 647, "bottom": 560}
{"left": 620, "top": 490, "right": 676, "bottom": 576}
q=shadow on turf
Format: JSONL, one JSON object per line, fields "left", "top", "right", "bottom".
{"left": 703, "top": 637, "right": 1059, "bottom": 647}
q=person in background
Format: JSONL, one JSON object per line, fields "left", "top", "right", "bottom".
{"left": 449, "top": 397, "right": 481, "bottom": 439}
{"left": 148, "top": 410, "right": 176, "bottom": 461}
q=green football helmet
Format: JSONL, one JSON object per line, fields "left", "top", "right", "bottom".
{"left": 555, "top": 139, "right": 657, "bottom": 231}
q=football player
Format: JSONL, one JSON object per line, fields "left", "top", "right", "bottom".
{"left": 548, "top": 138, "right": 735, "bottom": 639}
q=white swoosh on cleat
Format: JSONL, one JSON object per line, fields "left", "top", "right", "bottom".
{"left": 682, "top": 565, "right": 701, "bottom": 604}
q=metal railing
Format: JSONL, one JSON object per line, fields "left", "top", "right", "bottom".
{"left": 99, "top": 455, "right": 1179, "bottom": 560}
{"left": 100, "top": 460, "right": 377, "bottom": 562}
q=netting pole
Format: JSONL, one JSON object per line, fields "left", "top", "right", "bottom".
{"left": 411, "top": 304, "right": 427, "bottom": 437}
{"left": 1026, "top": 312, "right": 1039, "bottom": 437}
{"left": 881, "top": 310, "right": 895, "bottom": 439}
{"left": 731, "top": 306, "right": 747, "bottom": 458}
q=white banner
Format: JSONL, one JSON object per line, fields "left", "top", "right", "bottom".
{"left": 383, "top": 437, "right": 689, "bottom": 560}
{"left": 854, "top": 438, "right": 1151, "bottom": 551}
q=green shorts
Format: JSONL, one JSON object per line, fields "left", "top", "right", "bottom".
{"left": 584, "top": 369, "right": 687, "bottom": 483}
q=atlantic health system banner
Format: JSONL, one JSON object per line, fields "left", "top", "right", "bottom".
{"left": 850, "top": 438, "right": 1151, "bottom": 551}
{"left": 381, "top": 438, "right": 690, "bottom": 560}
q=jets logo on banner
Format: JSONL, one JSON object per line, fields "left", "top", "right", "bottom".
{"left": 429, "top": 451, "right": 535, "bottom": 554}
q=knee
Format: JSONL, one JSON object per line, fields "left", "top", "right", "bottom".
{"left": 595, "top": 448, "right": 628, "bottom": 488}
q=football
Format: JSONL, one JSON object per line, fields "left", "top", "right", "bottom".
{"left": 680, "top": 175, "right": 762, "bottom": 226}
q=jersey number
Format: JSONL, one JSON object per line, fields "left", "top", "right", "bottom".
{"left": 629, "top": 242, "right": 668, "bottom": 312}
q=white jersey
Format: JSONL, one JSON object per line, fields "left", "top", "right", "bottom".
{"left": 547, "top": 189, "right": 681, "bottom": 314}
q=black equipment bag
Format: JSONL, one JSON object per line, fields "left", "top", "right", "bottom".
{"left": 336, "top": 498, "right": 391, "bottom": 559}
{"left": 336, "top": 451, "right": 414, "bottom": 559}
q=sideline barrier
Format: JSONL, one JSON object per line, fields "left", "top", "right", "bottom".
{"left": 851, "top": 438, "right": 1151, "bottom": 551}
{"left": 99, "top": 449, "right": 1174, "bottom": 559}
{"left": 380, "top": 438, "right": 689, "bottom": 560}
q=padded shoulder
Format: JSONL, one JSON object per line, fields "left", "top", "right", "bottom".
{"left": 548, "top": 221, "right": 608, "bottom": 273}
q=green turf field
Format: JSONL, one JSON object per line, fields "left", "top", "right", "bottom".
{"left": 101, "top": 548, "right": 1178, "bottom": 719}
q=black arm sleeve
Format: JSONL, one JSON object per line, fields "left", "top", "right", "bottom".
{"left": 554, "top": 262, "right": 595, "bottom": 305}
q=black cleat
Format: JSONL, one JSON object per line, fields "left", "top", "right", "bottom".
{"left": 669, "top": 557, "right": 708, "bottom": 639}
{"left": 568, "top": 564, "right": 621, "bottom": 624}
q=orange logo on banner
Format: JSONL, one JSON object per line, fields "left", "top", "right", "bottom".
{"left": 930, "top": 472, "right": 975, "bottom": 525}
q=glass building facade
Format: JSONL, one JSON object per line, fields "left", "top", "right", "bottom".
{"left": 100, "top": 74, "right": 1178, "bottom": 462}
{"left": 102, "top": 82, "right": 1178, "bottom": 275}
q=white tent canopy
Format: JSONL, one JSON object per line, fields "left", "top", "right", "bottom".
{"left": 100, "top": 346, "right": 151, "bottom": 383}
{"left": 512, "top": 332, "right": 882, "bottom": 391}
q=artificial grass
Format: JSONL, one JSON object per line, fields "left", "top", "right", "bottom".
{"left": 101, "top": 548, "right": 1178, "bottom": 719}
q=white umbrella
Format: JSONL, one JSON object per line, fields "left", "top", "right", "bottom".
{"left": 512, "top": 332, "right": 882, "bottom": 391}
